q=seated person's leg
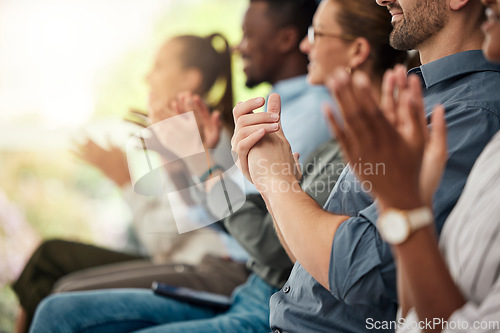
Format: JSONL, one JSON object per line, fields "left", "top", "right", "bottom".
{"left": 52, "top": 255, "right": 249, "bottom": 296}
{"left": 13, "top": 239, "right": 143, "bottom": 330}
{"left": 29, "top": 289, "right": 219, "bottom": 333}
{"left": 52, "top": 261, "right": 196, "bottom": 293}
{"left": 134, "top": 274, "right": 276, "bottom": 333}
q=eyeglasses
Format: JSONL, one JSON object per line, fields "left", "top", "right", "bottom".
{"left": 307, "top": 26, "right": 357, "bottom": 44}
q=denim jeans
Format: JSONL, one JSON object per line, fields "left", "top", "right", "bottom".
{"left": 29, "top": 274, "right": 277, "bottom": 333}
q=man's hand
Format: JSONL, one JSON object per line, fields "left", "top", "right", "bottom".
{"left": 231, "top": 94, "right": 302, "bottom": 187}
{"left": 233, "top": 93, "right": 349, "bottom": 289}
{"left": 73, "top": 138, "right": 130, "bottom": 188}
{"left": 231, "top": 95, "right": 280, "bottom": 181}
{"left": 324, "top": 66, "right": 447, "bottom": 211}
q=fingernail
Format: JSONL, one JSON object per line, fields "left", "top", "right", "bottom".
{"left": 271, "top": 123, "right": 279, "bottom": 129}
{"left": 270, "top": 113, "right": 279, "bottom": 120}
{"left": 255, "top": 97, "right": 264, "bottom": 105}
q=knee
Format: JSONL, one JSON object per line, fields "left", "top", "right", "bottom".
{"left": 30, "top": 294, "right": 67, "bottom": 331}
{"left": 34, "top": 239, "right": 70, "bottom": 261}
{"left": 34, "top": 294, "right": 61, "bottom": 317}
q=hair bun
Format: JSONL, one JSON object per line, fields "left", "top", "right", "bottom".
{"left": 207, "top": 33, "right": 229, "bottom": 54}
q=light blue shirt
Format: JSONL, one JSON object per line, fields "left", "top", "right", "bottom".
{"left": 270, "top": 51, "right": 500, "bottom": 333}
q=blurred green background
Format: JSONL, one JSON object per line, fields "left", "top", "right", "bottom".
{"left": 0, "top": 0, "right": 270, "bottom": 331}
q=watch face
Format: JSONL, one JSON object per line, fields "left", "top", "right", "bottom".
{"left": 380, "top": 211, "right": 410, "bottom": 244}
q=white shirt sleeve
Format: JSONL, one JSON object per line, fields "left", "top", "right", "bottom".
{"left": 442, "top": 277, "right": 500, "bottom": 333}
{"left": 397, "top": 308, "right": 421, "bottom": 333}
{"left": 397, "top": 279, "right": 500, "bottom": 333}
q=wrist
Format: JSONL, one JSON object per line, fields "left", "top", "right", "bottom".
{"left": 199, "top": 165, "right": 224, "bottom": 182}
{"left": 378, "top": 206, "right": 434, "bottom": 245}
{"left": 183, "top": 152, "right": 217, "bottom": 180}
{"left": 393, "top": 224, "right": 437, "bottom": 251}
{"left": 378, "top": 193, "right": 425, "bottom": 215}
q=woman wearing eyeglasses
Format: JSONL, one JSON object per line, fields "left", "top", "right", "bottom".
{"left": 314, "top": 0, "right": 500, "bottom": 332}
{"left": 12, "top": 33, "right": 249, "bottom": 333}
{"left": 299, "top": 0, "right": 410, "bottom": 95}
{"left": 229, "top": 1, "right": 414, "bottom": 332}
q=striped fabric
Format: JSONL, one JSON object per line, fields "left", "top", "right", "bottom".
{"left": 400, "top": 131, "right": 500, "bottom": 333}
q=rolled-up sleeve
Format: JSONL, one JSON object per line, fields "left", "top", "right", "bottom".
{"left": 329, "top": 203, "right": 397, "bottom": 308}
{"left": 398, "top": 278, "right": 500, "bottom": 333}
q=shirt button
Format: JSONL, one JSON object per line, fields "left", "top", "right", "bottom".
{"left": 283, "top": 286, "right": 290, "bottom": 293}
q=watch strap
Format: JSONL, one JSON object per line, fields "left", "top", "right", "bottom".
{"left": 199, "top": 165, "right": 224, "bottom": 183}
{"left": 406, "top": 207, "right": 434, "bottom": 232}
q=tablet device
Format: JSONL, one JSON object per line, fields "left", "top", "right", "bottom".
{"left": 152, "top": 281, "right": 232, "bottom": 311}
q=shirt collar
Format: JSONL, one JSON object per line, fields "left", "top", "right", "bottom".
{"left": 408, "top": 50, "right": 500, "bottom": 89}
{"left": 271, "top": 75, "right": 309, "bottom": 101}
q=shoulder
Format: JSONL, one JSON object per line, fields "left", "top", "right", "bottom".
{"left": 445, "top": 70, "right": 500, "bottom": 118}
{"left": 292, "top": 84, "right": 333, "bottom": 106}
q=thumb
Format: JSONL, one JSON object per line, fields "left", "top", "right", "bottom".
{"left": 267, "top": 93, "right": 285, "bottom": 139}
{"left": 211, "top": 110, "right": 222, "bottom": 129}
{"left": 293, "top": 152, "right": 300, "bottom": 165}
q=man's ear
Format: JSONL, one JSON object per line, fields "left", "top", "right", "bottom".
{"left": 347, "top": 37, "right": 372, "bottom": 70}
{"left": 276, "top": 26, "right": 300, "bottom": 53}
{"left": 449, "top": 0, "right": 469, "bottom": 11}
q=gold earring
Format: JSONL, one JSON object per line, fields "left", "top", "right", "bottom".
{"left": 345, "top": 66, "right": 352, "bottom": 75}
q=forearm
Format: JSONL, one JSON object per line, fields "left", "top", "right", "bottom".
{"left": 222, "top": 194, "right": 293, "bottom": 269}
{"left": 396, "top": 254, "right": 413, "bottom": 318}
{"left": 264, "top": 200, "right": 296, "bottom": 263}
{"left": 274, "top": 225, "right": 296, "bottom": 263}
{"left": 264, "top": 180, "right": 348, "bottom": 289}
{"left": 394, "top": 226, "right": 466, "bottom": 333}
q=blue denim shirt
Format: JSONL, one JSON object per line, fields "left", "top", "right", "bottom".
{"left": 270, "top": 50, "right": 500, "bottom": 333}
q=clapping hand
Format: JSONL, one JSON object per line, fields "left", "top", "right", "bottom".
{"left": 73, "top": 137, "right": 131, "bottom": 188}
{"left": 323, "top": 65, "right": 447, "bottom": 211}
{"left": 171, "top": 92, "right": 223, "bottom": 150}
{"left": 231, "top": 94, "right": 301, "bottom": 191}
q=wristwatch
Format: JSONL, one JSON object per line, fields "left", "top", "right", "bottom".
{"left": 378, "top": 207, "right": 434, "bottom": 245}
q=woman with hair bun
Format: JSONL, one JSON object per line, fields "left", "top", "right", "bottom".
{"left": 12, "top": 33, "right": 249, "bottom": 333}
